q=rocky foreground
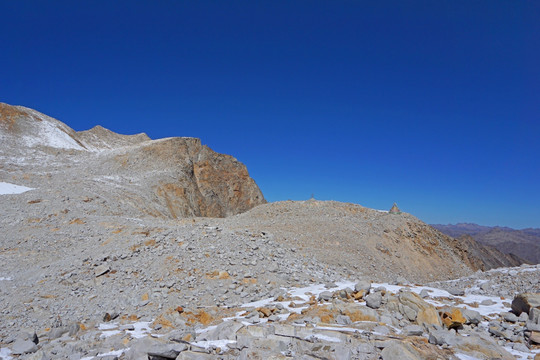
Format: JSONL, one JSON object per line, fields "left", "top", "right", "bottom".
{"left": 0, "top": 202, "right": 539, "bottom": 359}
{"left": 1, "top": 263, "right": 540, "bottom": 359}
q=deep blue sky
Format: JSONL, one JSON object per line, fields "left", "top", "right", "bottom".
{"left": 1, "top": 1, "right": 539, "bottom": 228}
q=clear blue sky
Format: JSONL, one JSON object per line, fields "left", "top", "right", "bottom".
{"left": 1, "top": 1, "right": 539, "bottom": 228}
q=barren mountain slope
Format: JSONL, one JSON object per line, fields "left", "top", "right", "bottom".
{"left": 456, "top": 235, "right": 526, "bottom": 270}
{"left": 433, "top": 223, "right": 540, "bottom": 264}
{"left": 220, "top": 200, "right": 479, "bottom": 283}
{"left": 0, "top": 102, "right": 265, "bottom": 218}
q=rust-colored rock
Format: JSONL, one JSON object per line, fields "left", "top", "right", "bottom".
{"left": 257, "top": 307, "right": 272, "bottom": 318}
{"left": 440, "top": 308, "right": 467, "bottom": 329}
{"left": 109, "top": 136, "right": 266, "bottom": 218}
{"left": 398, "top": 291, "right": 442, "bottom": 327}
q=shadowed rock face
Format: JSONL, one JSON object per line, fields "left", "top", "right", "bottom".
{"left": 0, "top": 102, "right": 266, "bottom": 218}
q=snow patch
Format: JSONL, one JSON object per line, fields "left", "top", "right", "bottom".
{"left": 0, "top": 277, "right": 13, "bottom": 281}
{"left": 21, "top": 112, "right": 85, "bottom": 150}
{"left": 190, "top": 339, "right": 236, "bottom": 351}
{"left": 98, "top": 322, "right": 118, "bottom": 330}
{"left": 125, "top": 321, "right": 153, "bottom": 339}
{"left": 503, "top": 345, "right": 537, "bottom": 360}
{"left": 0, "top": 347, "right": 12, "bottom": 360}
{"left": 100, "top": 330, "right": 121, "bottom": 338}
{"left": 305, "top": 333, "right": 342, "bottom": 343}
{"left": 0, "top": 182, "right": 34, "bottom": 195}
{"left": 80, "top": 349, "right": 126, "bottom": 360}
{"left": 455, "top": 353, "right": 482, "bottom": 360}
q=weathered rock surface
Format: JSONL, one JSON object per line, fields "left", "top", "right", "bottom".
{"left": 396, "top": 291, "right": 441, "bottom": 327}
{"left": 511, "top": 293, "right": 540, "bottom": 315}
{"left": 0, "top": 102, "right": 266, "bottom": 219}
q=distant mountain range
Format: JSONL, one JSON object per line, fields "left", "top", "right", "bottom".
{"left": 431, "top": 223, "right": 540, "bottom": 264}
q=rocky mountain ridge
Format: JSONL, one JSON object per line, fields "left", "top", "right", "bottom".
{"left": 433, "top": 223, "right": 540, "bottom": 264}
{"left": 0, "top": 102, "right": 266, "bottom": 218}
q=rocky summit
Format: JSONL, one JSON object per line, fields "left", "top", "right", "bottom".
{"left": 1, "top": 103, "right": 539, "bottom": 359}
{"left": 0, "top": 102, "right": 266, "bottom": 218}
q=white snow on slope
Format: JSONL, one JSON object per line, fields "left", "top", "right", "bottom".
{"left": 0, "top": 182, "right": 34, "bottom": 195}
{"left": 22, "top": 119, "right": 84, "bottom": 150}
{"left": 0, "top": 347, "right": 13, "bottom": 360}
{"left": 80, "top": 273, "right": 540, "bottom": 359}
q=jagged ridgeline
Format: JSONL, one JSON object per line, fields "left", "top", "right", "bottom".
{"left": 0, "top": 102, "right": 266, "bottom": 218}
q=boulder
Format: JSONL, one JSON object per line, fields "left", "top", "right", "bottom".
{"left": 354, "top": 280, "right": 371, "bottom": 294}
{"left": 530, "top": 331, "right": 540, "bottom": 345}
{"left": 502, "top": 312, "right": 518, "bottom": 323}
{"left": 439, "top": 308, "right": 467, "bottom": 329}
{"left": 461, "top": 308, "right": 482, "bottom": 325}
{"left": 511, "top": 293, "right": 540, "bottom": 315}
{"left": 398, "top": 291, "right": 441, "bottom": 326}
{"left": 455, "top": 332, "right": 514, "bottom": 360}
{"left": 365, "top": 292, "right": 383, "bottom": 309}
{"left": 380, "top": 341, "right": 422, "bottom": 360}
{"left": 318, "top": 291, "right": 333, "bottom": 302}
{"left": 403, "top": 325, "right": 424, "bottom": 336}
{"left": 428, "top": 329, "right": 458, "bottom": 346}
{"left": 11, "top": 339, "right": 38, "bottom": 355}
{"left": 336, "top": 315, "right": 352, "bottom": 325}
{"left": 202, "top": 320, "right": 244, "bottom": 341}
{"left": 23, "top": 350, "right": 49, "bottom": 360}
{"left": 176, "top": 352, "right": 216, "bottom": 360}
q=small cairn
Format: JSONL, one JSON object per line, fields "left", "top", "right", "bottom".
{"left": 389, "top": 203, "right": 401, "bottom": 214}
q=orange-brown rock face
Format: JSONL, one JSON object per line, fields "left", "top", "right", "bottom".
{"left": 0, "top": 102, "right": 266, "bottom": 219}
{"left": 104, "top": 136, "right": 266, "bottom": 218}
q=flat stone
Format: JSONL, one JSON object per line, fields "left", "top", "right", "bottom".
{"left": 48, "top": 327, "right": 68, "bottom": 339}
{"left": 461, "top": 308, "right": 482, "bottom": 325}
{"left": 403, "top": 325, "right": 423, "bottom": 336}
{"left": 318, "top": 291, "right": 333, "bottom": 302}
{"left": 380, "top": 341, "right": 422, "bottom": 360}
{"left": 530, "top": 331, "right": 540, "bottom": 344}
{"left": 455, "top": 332, "right": 515, "bottom": 360}
{"left": 502, "top": 312, "right": 518, "bottom": 323}
{"left": 203, "top": 320, "right": 244, "bottom": 341}
{"left": 448, "top": 289, "right": 465, "bottom": 296}
{"left": 373, "top": 325, "right": 390, "bottom": 335}
{"left": 94, "top": 264, "right": 110, "bottom": 277}
{"left": 336, "top": 315, "right": 352, "bottom": 325}
{"left": 147, "top": 343, "right": 188, "bottom": 358}
{"left": 428, "top": 329, "right": 458, "bottom": 346}
{"left": 11, "top": 339, "right": 38, "bottom": 355}
{"left": 176, "top": 351, "right": 216, "bottom": 359}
